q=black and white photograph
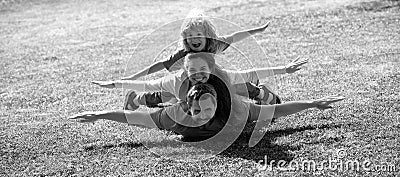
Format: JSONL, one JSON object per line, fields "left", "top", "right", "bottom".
{"left": 1, "top": 0, "right": 399, "bottom": 176}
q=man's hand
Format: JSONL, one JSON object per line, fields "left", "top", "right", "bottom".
{"left": 69, "top": 111, "right": 107, "bottom": 123}
{"left": 91, "top": 81, "right": 116, "bottom": 88}
{"left": 285, "top": 57, "right": 308, "bottom": 73}
{"left": 312, "top": 96, "right": 346, "bottom": 110}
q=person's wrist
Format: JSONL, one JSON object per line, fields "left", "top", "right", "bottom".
{"left": 309, "top": 100, "right": 318, "bottom": 108}
{"left": 282, "top": 66, "right": 288, "bottom": 73}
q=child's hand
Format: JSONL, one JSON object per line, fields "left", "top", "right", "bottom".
{"left": 285, "top": 57, "right": 308, "bottom": 73}
{"left": 92, "top": 81, "right": 116, "bottom": 88}
{"left": 312, "top": 96, "right": 346, "bottom": 110}
{"left": 258, "top": 21, "right": 271, "bottom": 32}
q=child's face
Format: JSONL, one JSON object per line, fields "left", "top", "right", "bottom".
{"left": 186, "top": 29, "right": 207, "bottom": 51}
{"left": 186, "top": 57, "right": 211, "bottom": 84}
{"left": 190, "top": 96, "right": 217, "bottom": 125}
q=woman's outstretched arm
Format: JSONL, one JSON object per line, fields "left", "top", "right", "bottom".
{"left": 239, "top": 57, "right": 308, "bottom": 79}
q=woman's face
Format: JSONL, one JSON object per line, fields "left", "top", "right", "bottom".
{"left": 190, "top": 95, "right": 217, "bottom": 125}
{"left": 185, "top": 29, "right": 207, "bottom": 51}
{"left": 186, "top": 57, "right": 211, "bottom": 85}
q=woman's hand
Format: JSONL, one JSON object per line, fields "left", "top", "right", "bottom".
{"left": 91, "top": 81, "right": 116, "bottom": 88}
{"left": 312, "top": 96, "right": 346, "bottom": 110}
{"left": 285, "top": 57, "right": 309, "bottom": 73}
{"left": 69, "top": 111, "right": 107, "bottom": 123}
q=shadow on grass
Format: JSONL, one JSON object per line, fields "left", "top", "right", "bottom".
{"left": 80, "top": 122, "right": 352, "bottom": 163}
{"left": 220, "top": 122, "right": 352, "bottom": 163}
{"left": 83, "top": 142, "right": 143, "bottom": 151}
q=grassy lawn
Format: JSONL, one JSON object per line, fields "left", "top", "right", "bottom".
{"left": 1, "top": 0, "right": 399, "bottom": 176}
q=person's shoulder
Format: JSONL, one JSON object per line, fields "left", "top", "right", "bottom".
{"left": 216, "top": 35, "right": 233, "bottom": 44}
{"left": 166, "top": 48, "right": 188, "bottom": 61}
{"left": 162, "top": 70, "right": 186, "bottom": 84}
{"left": 223, "top": 69, "right": 239, "bottom": 78}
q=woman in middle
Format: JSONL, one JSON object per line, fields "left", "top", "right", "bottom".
{"left": 93, "top": 52, "right": 308, "bottom": 109}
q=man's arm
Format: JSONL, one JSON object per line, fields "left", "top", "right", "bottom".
{"left": 69, "top": 110, "right": 158, "bottom": 128}
{"left": 247, "top": 96, "right": 345, "bottom": 123}
{"left": 225, "top": 22, "right": 270, "bottom": 44}
{"left": 270, "top": 96, "right": 345, "bottom": 119}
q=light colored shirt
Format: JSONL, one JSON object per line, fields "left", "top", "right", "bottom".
{"left": 141, "top": 69, "right": 259, "bottom": 101}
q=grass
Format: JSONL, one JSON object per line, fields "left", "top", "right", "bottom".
{"left": 1, "top": 0, "right": 399, "bottom": 176}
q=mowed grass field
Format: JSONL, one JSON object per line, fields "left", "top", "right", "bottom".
{"left": 1, "top": 0, "right": 399, "bottom": 176}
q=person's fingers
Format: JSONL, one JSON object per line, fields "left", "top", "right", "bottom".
{"left": 317, "top": 105, "right": 333, "bottom": 110}
{"left": 317, "top": 96, "right": 345, "bottom": 108}
{"left": 79, "top": 119, "right": 95, "bottom": 123}
{"left": 295, "top": 61, "right": 307, "bottom": 67}
{"left": 295, "top": 59, "right": 308, "bottom": 65}
{"left": 327, "top": 96, "right": 345, "bottom": 101}
{"left": 292, "top": 57, "right": 301, "bottom": 63}
{"left": 300, "top": 58, "right": 309, "bottom": 63}
{"left": 327, "top": 97, "right": 345, "bottom": 104}
{"left": 68, "top": 115, "right": 80, "bottom": 119}
{"left": 70, "top": 111, "right": 98, "bottom": 119}
{"left": 69, "top": 112, "right": 89, "bottom": 119}
{"left": 264, "top": 21, "right": 271, "bottom": 28}
{"left": 91, "top": 81, "right": 102, "bottom": 85}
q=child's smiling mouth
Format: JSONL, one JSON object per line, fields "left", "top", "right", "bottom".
{"left": 191, "top": 42, "right": 201, "bottom": 48}
{"left": 192, "top": 77, "right": 207, "bottom": 83}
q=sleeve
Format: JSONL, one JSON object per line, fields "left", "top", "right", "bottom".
{"left": 162, "top": 49, "right": 188, "bottom": 71}
{"left": 149, "top": 102, "right": 189, "bottom": 131}
{"left": 149, "top": 108, "right": 177, "bottom": 130}
{"left": 143, "top": 73, "right": 180, "bottom": 95}
{"left": 214, "top": 36, "right": 234, "bottom": 54}
{"left": 226, "top": 70, "right": 259, "bottom": 84}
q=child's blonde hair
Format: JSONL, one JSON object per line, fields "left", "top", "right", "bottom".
{"left": 180, "top": 10, "right": 219, "bottom": 52}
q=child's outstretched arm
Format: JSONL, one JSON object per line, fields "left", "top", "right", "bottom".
{"left": 121, "top": 61, "right": 166, "bottom": 80}
{"left": 122, "top": 49, "right": 187, "bottom": 80}
{"left": 226, "top": 21, "right": 270, "bottom": 43}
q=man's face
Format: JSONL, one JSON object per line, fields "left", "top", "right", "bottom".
{"left": 190, "top": 95, "right": 217, "bottom": 125}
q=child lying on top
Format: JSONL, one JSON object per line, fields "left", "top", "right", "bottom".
{"left": 121, "top": 12, "right": 285, "bottom": 110}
